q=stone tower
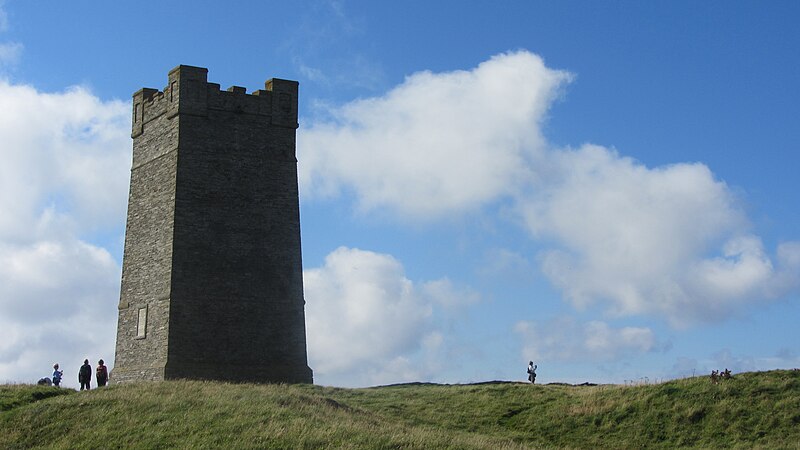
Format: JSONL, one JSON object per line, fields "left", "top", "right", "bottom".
{"left": 113, "top": 65, "right": 313, "bottom": 384}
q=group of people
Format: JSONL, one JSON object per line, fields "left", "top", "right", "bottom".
{"left": 47, "top": 359, "right": 108, "bottom": 389}
{"left": 710, "top": 368, "right": 733, "bottom": 384}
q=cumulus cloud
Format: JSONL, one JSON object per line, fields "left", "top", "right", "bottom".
{"left": 0, "top": 80, "right": 130, "bottom": 385}
{"left": 514, "top": 317, "right": 660, "bottom": 363}
{"left": 303, "top": 246, "right": 471, "bottom": 386}
{"left": 299, "top": 50, "right": 572, "bottom": 218}
{"left": 0, "top": 81, "right": 131, "bottom": 240}
{"left": 521, "top": 144, "right": 800, "bottom": 326}
{"left": 298, "top": 50, "right": 800, "bottom": 326}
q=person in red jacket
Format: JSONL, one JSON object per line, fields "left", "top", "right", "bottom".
{"left": 96, "top": 359, "right": 109, "bottom": 387}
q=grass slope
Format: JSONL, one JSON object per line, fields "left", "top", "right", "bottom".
{"left": 1, "top": 370, "right": 798, "bottom": 449}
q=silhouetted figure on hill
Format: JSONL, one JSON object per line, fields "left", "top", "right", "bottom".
{"left": 79, "top": 359, "right": 92, "bottom": 390}
{"left": 527, "top": 361, "right": 537, "bottom": 384}
{"left": 96, "top": 359, "right": 109, "bottom": 387}
{"left": 710, "top": 370, "right": 719, "bottom": 384}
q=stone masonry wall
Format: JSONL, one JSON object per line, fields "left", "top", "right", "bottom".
{"left": 113, "top": 86, "right": 178, "bottom": 383}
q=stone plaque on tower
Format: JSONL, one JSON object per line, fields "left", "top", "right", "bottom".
{"left": 113, "top": 65, "right": 313, "bottom": 384}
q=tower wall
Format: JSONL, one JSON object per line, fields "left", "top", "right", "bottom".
{"left": 113, "top": 65, "right": 312, "bottom": 384}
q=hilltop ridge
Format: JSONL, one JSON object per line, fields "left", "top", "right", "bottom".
{"left": 2, "top": 369, "right": 798, "bottom": 449}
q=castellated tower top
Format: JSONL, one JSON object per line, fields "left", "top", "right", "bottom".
{"left": 132, "top": 65, "right": 299, "bottom": 138}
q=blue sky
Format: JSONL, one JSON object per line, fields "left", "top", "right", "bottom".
{"left": 1, "top": 0, "right": 799, "bottom": 388}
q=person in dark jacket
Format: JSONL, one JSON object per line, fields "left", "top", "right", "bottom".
{"left": 78, "top": 359, "right": 92, "bottom": 390}
{"left": 96, "top": 359, "right": 109, "bottom": 387}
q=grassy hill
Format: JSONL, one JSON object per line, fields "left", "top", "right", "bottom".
{"left": 1, "top": 369, "right": 798, "bottom": 449}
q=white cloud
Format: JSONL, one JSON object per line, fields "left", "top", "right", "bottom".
{"left": 520, "top": 144, "right": 800, "bottom": 326}
{"left": 0, "top": 241, "right": 116, "bottom": 323}
{"left": 304, "top": 246, "right": 470, "bottom": 386}
{"left": 514, "top": 317, "right": 659, "bottom": 363}
{"left": 0, "top": 80, "right": 130, "bottom": 385}
{"left": 298, "top": 50, "right": 799, "bottom": 325}
{"left": 298, "top": 50, "right": 572, "bottom": 218}
{"left": 0, "top": 81, "right": 131, "bottom": 241}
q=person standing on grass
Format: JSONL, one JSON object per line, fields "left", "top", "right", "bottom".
{"left": 79, "top": 359, "right": 92, "bottom": 390}
{"left": 52, "top": 363, "right": 63, "bottom": 387}
{"left": 527, "top": 361, "right": 537, "bottom": 384}
{"left": 96, "top": 359, "right": 109, "bottom": 387}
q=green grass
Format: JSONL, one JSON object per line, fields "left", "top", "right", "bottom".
{"left": 1, "top": 370, "right": 798, "bottom": 449}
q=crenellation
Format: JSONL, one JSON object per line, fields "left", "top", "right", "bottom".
{"left": 131, "top": 88, "right": 170, "bottom": 138}
{"left": 208, "top": 87, "right": 270, "bottom": 116}
{"left": 131, "top": 70, "right": 300, "bottom": 139}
